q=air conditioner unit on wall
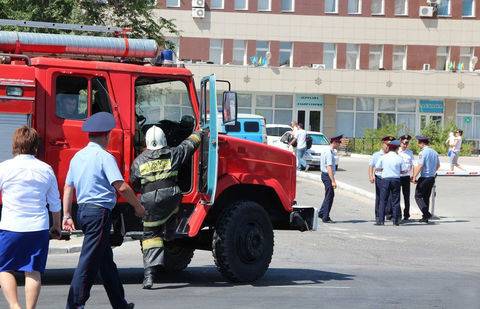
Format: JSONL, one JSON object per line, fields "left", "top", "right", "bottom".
{"left": 192, "top": 8, "right": 205, "bottom": 18}
{"left": 423, "top": 63, "right": 431, "bottom": 70}
{"left": 312, "top": 63, "right": 326, "bottom": 69}
{"left": 192, "top": 0, "right": 205, "bottom": 7}
{"left": 419, "top": 6, "right": 434, "bottom": 17}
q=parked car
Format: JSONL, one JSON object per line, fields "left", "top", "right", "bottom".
{"left": 274, "top": 130, "right": 339, "bottom": 170}
{"left": 266, "top": 124, "right": 292, "bottom": 146}
{"left": 219, "top": 113, "right": 267, "bottom": 144}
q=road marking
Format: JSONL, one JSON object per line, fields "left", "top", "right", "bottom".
{"left": 275, "top": 285, "right": 351, "bottom": 289}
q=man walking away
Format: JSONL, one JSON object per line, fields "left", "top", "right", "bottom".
{"left": 368, "top": 136, "right": 394, "bottom": 221}
{"left": 398, "top": 135, "right": 414, "bottom": 221}
{"left": 412, "top": 136, "right": 440, "bottom": 223}
{"left": 449, "top": 129, "right": 465, "bottom": 172}
{"left": 318, "top": 135, "right": 342, "bottom": 223}
{"left": 130, "top": 125, "right": 201, "bottom": 290}
{"left": 63, "top": 112, "right": 145, "bottom": 309}
{"left": 375, "top": 140, "right": 404, "bottom": 226}
{"left": 290, "top": 123, "right": 308, "bottom": 171}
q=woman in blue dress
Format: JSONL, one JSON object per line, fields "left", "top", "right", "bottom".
{"left": 0, "top": 126, "right": 62, "bottom": 309}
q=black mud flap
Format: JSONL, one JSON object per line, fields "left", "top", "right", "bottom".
{"left": 290, "top": 206, "right": 318, "bottom": 232}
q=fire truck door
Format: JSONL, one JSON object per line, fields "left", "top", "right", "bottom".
{"left": 44, "top": 72, "right": 123, "bottom": 188}
{"left": 199, "top": 75, "right": 219, "bottom": 205}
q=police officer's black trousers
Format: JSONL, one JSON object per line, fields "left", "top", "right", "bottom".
{"left": 319, "top": 172, "right": 335, "bottom": 221}
{"left": 67, "top": 205, "right": 128, "bottom": 309}
{"left": 374, "top": 176, "right": 382, "bottom": 219}
{"left": 379, "top": 178, "right": 401, "bottom": 224}
{"left": 415, "top": 177, "right": 434, "bottom": 218}
{"left": 400, "top": 176, "right": 411, "bottom": 219}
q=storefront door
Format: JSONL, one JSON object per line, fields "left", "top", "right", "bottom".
{"left": 297, "top": 110, "right": 322, "bottom": 132}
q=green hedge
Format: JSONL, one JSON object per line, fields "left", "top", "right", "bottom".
{"left": 348, "top": 122, "right": 473, "bottom": 156}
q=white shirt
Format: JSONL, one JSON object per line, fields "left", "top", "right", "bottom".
{"left": 398, "top": 148, "right": 414, "bottom": 176}
{"left": 453, "top": 136, "right": 462, "bottom": 153}
{"left": 0, "top": 155, "right": 61, "bottom": 232}
{"left": 294, "top": 128, "right": 307, "bottom": 149}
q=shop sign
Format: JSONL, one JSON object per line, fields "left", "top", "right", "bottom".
{"left": 419, "top": 100, "right": 444, "bottom": 113}
{"left": 296, "top": 94, "right": 324, "bottom": 108}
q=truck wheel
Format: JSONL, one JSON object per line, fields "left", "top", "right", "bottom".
{"left": 158, "top": 243, "right": 195, "bottom": 273}
{"left": 212, "top": 201, "right": 274, "bottom": 282}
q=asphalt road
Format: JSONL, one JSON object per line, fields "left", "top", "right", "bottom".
{"left": 2, "top": 176, "right": 480, "bottom": 308}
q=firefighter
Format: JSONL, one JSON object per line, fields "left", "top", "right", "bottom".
{"left": 130, "top": 125, "right": 202, "bottom": 289}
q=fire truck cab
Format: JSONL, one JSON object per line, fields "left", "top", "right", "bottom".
{"left": 0, "top": 20, "right": 316, "bottom": 283}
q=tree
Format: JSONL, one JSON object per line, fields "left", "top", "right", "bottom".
{"left": 0, "top": 0, "right": 178, "bottom": 48}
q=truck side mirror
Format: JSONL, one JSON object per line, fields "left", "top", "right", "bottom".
{"left": 222, "top": 91, "right": 237, "bottom": 126}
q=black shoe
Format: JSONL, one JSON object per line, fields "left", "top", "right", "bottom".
{"left": 393, "top": 220, "right": 400, "bottom": 226}
{"left": 403, "top": 216, "right": 410, "bottom": 221}
{"left": 386, "top": 215, "right": 392, "bottom": 221}
{"left": 426, "top": 213, "right": 433, "bottom": 220}
{"left": 374, "top": 221, "right": 384, "bottom": 226}
{"left": 127, "top": 303, "right": 135, "bottom": 309}
{"left": 322, "top": 218, "right": 335, "bottom": 223}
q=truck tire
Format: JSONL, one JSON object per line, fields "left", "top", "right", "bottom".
{"left": 212, "top": 200, "right": 274, "bottom": 282}
{"left": 158, "top": 243, "right": 195, "bottom": 273}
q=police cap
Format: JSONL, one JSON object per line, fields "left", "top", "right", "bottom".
{"left": 82, "top": 112, "right": 115, "bottom": 133}
{"left": 330, "top": 134, "right": 343, "bottom": 143}
{"left": 399, "top": 134, "right": 412, "bottom": 141}
{"left": 381, "top": 135, "right": 395, "bottom": 142}
{"left": 389, "top": 140, "right": 401, "bottom": 147}
{"left": 415, "top": 135, "right": 430, "bottom": 143}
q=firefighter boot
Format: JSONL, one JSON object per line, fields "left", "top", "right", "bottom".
{"left": 142, "top": 267, "right": 154, "bottom": 289}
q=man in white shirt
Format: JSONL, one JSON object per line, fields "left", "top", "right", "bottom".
{"left": 398, "top": 135, "right": 415, "bottom": 221}
{"left": 290, "top": 123, "right": 308, "bottom": 171}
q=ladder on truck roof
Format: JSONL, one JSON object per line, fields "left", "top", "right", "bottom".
{"left": 0, "top": 19, "right": 159, "bottom": 60}
{"left": 0, "top": 18, "right": 126, "bottom": 34}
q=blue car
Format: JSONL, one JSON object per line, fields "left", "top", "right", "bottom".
{"left": 219, "top": 113, "right": 267, "bottom": 144}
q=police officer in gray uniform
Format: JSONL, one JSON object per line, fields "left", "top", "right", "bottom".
{"left": 375, "top": 140, "right": 405, "bottom": 226}
{"left": 318, "top": 135, "right": 342, "bottom": 223}
{"left": 63, "top": 112, "right": 145, "bottom": 309}
{"left": 368, "top": 136, "right": 394, "bottom": 221}
{"left": 412, "top": 135, "right": 440, "bottom": 223}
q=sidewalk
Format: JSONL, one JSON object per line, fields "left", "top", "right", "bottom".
{"left": 49, "top": 236, "right": 84, "bottom": 254}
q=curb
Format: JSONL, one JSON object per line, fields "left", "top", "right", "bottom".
{"left": 48, "top": 246, "right": 83, "bottom": 255}
{"left": 298, "top": 171, "right": 375, "bottom": 200}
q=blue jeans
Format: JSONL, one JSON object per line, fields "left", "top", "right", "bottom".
{"left": 67, "top": 205, "right": 129, "bottom": 309}
{"left": 296, "top": 147, "right": 307, "bottom": 170}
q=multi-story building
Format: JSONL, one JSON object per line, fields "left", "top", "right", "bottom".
{"left": 156, "top": 0, "right": 480, "bottom": 144}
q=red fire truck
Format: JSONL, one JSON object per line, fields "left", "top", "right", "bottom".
{"left": 0, "top": 20, "right": 316, "bottom": 282}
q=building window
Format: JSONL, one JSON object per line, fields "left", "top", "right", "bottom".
{"left": 166, "top": 0, "right": 180, "bottom": 7}
{"left": 233, "top": 40, "right": 246, "bottom": 65}
{"left": 325, "top": 0, "right": 338, "bottom": 13}
{"left": 323, "top": 43, "right": 336, "bottom": 69}
{"left": 456, "top": 101, "right": 480, "bottom": 140}
{"left": 437, "top": 0, "right": 451, "bottom": 16}
{"left": 258, "top": 0, "right": 271, "bottom": 11}
{"left": 436, "top": 47, "right": 450, "bottom": 71}
{"left": 281, "top": 0, "right": 294, "bottom": 12}
{"left": 394, "top": 0, "right": 408, "bottom": 15}
{"left": 279, "top": 42, "right": 293, "bottom": 67}
{"left": 348, "top": 0, "right": 362, "bottom": 14}
{"left": 274, "top": 95, "right": 293, "bottom": 124}
{"left": 336, "top": 97, "right": 417, "bottom": 137}
{"left": 371, "top": 0, "right": 384, "bottom": 15}
{"left": 255, "top": 95, "right": 274, "bottom": 124}
{"left": 368, "top": 45, "right": 383, "bottom": 70}
{"left": 346, "top": 44, "right": 360, "bottom": 70}
{"left": 393, "top": 46, "right": 407, "bottom": 70}
{"left": 209, "top": 39, "right": 223, "bottom": 64}
{"left": 463, "top": 0, "right": 475, "bottom": 17}
{"left": 238, "top": 93, "right": 252, "bottom": 114}
{"left": 256, "top": 41, "right": 270, "bottom": 62}
{"left": 459, "top": 47, "right": 475, "bottom": 71}
{"left": 211, "top": 0, "right": 224, "bottom": 9}
{"left": 234, "top": 0, "right": 248, "bottom": 10}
